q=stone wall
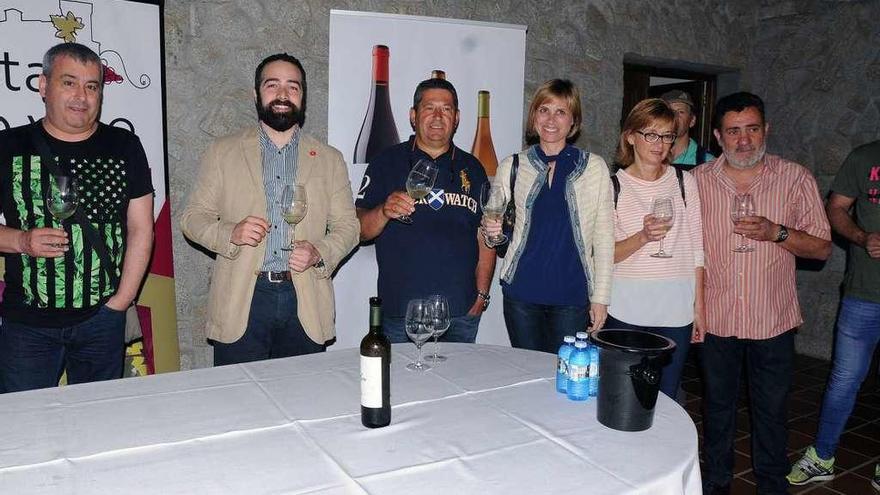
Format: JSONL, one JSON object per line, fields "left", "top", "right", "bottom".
{"left": 165, "top": 0, "right": 877, "bottom": 369}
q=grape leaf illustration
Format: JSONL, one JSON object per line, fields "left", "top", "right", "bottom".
{"left": 50, "top": 11, "right": 84, "bottom": 42}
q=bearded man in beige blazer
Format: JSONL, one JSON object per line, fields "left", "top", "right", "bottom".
{"left": 181, "top": 53, "right": 359, "bottom": 365}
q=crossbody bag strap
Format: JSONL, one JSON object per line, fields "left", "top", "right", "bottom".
{"left": 29, "top": 123, "right": 120, "bottom": 287}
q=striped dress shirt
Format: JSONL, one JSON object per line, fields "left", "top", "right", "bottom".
{"left": 694, "top": 154, "right": 831, "bottom": 340}
{"left": 259, "top": 126, "right": 300, "bottom": 272}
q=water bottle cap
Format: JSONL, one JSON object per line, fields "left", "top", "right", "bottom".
{"left": 574, "top": 341, "right": 587, "bottom": 349}
{"left": 575, "top": 332, "right": 588, "bottom": 340}
{"left": 563, "top": 335, "right": 576, "bottom": 343}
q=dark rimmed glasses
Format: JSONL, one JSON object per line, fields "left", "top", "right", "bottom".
{"left": 636, "top": 130, "right": 676, "bottom": 144}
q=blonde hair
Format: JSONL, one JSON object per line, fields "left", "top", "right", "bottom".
{"left": 525, "top": 79, "right": 582, "bottom": 145}
{"left": 616, "top": 98, "right": 676, "bottom": 168}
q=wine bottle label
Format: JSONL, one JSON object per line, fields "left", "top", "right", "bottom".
{"left": 360, "top": 355, "right": 383, "bottom": 408}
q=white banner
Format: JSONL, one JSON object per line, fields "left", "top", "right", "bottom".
{"left": 328, "top": 10, "right": 526, "bottom": 349}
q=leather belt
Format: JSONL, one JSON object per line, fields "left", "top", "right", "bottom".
{"left": 258, "top": 271, "right": 292, "bottom": 283}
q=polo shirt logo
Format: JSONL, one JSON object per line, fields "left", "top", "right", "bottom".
{"left": 428, "top": 188, "right": 446, "bottom": 210}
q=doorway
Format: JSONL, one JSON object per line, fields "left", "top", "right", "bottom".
{"left": 622, "top": 63, "right": 718, "bottom": 155}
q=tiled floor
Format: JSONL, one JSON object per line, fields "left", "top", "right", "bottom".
{"left": 681, "top": 349, "right": 880, "bottom": 495}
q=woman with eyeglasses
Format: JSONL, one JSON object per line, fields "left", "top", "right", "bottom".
{"left": 481, "top": 79, "right": 614, "bottom": 353}
{"left": 608, "top": 98, "right": 705, "bottom": 399}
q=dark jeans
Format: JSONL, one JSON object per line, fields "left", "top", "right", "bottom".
{"left": 383, "top": 314, "right": 481, "bottom": 344}
{"left": 605, "top": 315, "right": 692, "bottom": 399}
{"left": 212, "top": 277, "right": 325, "bottom": 366}
{"left": 702, "top": 330, "right": 794, "bottom": 495}
{"left": 503, "top": 296, "right": 588, "bottom": 354}
{"left": 0, "top": 305, "right": 126, "bottom": 393}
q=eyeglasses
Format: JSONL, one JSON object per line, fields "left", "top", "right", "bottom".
{"left": 636, "top": 131, "right": 676, "bottom": 144}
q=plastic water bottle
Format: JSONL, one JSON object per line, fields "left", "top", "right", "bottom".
{"left": 556, "top": 336, "right": 576, "bottom": 393}
{"left": 567, "top": 341, "right": 590, "bottom": 401}
{"left": 588, "top": 343, "right": 600, "bottom": 397}
{"left": 575, "top": 331, "right": 588, "bottom": 342}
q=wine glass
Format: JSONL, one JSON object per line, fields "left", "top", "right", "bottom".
{"left": 731, "top": 193, "right": 756, "bottom": 253}
{"left": 480, "top": 181, "right": 508, "bottom": 247}
{"left": 424, "top": 294, "right": 450, "bottom": 363}
{"left": 46, "top": 175, "right": 78, "bottom": 227}
{"left": 405, "top": 299, "right": 433, "bottom": 371}
{"left": 649, "top": 196, "right": 675, "bottom": 258}
{"left": 397, "top": 159, "right": 438, "bottom": 224}
{"left": 280, "top": 185, "right": 308, "bottom": 251}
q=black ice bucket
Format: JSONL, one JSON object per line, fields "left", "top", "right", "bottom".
{"left": 589, "top": 329, "right": 676, "bottom": 432}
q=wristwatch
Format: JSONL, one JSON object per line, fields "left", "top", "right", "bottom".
{"left": 774, "top": 225, "right": 789, "bottom": 243}
{"left": 313, "top": 257, "right": 326, "bottom": 270}
{"left": 477, "top": 290, "right": 491, "bottom": 310}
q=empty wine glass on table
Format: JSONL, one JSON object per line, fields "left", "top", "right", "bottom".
{"left": 731, "top": 193, "right": 756, "bottom": 253}
{"left": 480, "top": 181, "right": 508, "bottom": 247}
{"left": 649, "top": 196, "right": 675, "bottom": 258}
{"left": 397, "top": 159, "right": 438, "bottom": 224}
{"left": 405, "top": 298, "right": 433, "bottom": 371}
{"left": 424, "top": 294, "right": 450, "bottom": 363}
{"left": 280, "top": 185, "right": 308, "bottom": 251}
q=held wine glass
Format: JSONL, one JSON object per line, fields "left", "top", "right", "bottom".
{"left": 397, "top": 159, "right": 438, "bottom": 224}
{"left": 405, "top": 299, "right": 433, "bottom": 371}
{"left": 649, "top": 196, "right": 675, "bottom": 258}
{"left": 731, "top": 193, "right": 756, "bottom": 253}
{"left": 280, "top": 185, "right": 308, "bottom": 251}
{"left": 45, "top": 175, "right": 78, "bottom": 248}
{"left": 479, "top": 181, "right": 509, "bottom": 247}
{"left": 424, "top": 294, "right": 450, "bottom": 363}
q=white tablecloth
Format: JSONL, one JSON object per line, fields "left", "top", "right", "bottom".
{"left": 0, "top": 343, "right": 701, "bottom": 494}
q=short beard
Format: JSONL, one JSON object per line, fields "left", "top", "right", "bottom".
{"left": 724, "top": 142, "right": 766, "bottom": 170}
{"left": 256, "top": 97, "right": 304, "bottom": 132}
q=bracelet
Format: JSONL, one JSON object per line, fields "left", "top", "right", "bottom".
{"left": 477, "top": 290, "right": 490, "bottom": 309}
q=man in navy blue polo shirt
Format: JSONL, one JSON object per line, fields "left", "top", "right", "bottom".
{"left": 356, "top": 78, "right": 495, "bottom": 343}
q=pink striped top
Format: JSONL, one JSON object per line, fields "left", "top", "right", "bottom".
{"left": 612, "top": 167, "right": 704, "bottom": 279}
{"left": 694, "top": 154, "right": 831, "bottom": 340}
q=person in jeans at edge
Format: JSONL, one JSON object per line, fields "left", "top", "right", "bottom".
{"left": 0, "top": 42, "right": 154, "bottom": 392}
{"left": 787, "top": 140, "right": 880, "bottom": 492}
{"left": 695, "top": 92, "right": 831, "bottom": 495}
{"left": 356, "top": 77, "right": 494, "bottom": 343}
{"left": 482, "top": 79, "right": 614, "bottom": 352}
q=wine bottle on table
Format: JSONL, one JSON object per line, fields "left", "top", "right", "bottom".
{"left": 354, "top": 45, "right": 399, "bottom": 165}
{"left": 360, "top": 297, "right": 391, "bottom": 428}
{"left": 470, "top": 90, "right": 498, "bottom": 177}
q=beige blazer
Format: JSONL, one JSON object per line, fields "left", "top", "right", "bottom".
{"left": 180, "top": 128, "right": 359, "bottom": 344}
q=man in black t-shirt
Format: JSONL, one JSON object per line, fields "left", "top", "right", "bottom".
{"left": 356, "top": 78, "right": 495, "bottom": 343}
{"left": 0, "top": 43, "right": 154, "bottom": 393}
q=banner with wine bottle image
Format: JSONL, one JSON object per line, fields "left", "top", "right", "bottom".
{"left": 328, "top": 10, "right": 527, "bottom": 349}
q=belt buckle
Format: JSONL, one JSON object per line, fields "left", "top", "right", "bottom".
{"left": 266, "top": 271, "right": 285, "bottom": 283}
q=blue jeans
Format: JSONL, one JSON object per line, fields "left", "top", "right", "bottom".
{"left": 383, "top": 314, "right": 480, "bottom": 344}
{"left": 0, "top": 305, "right": 126, "bottom": 393}
{"left": 702, "top": 330, "right": 794, "bottom": 495}
{"left": 815, "top": 296, "right": 880, "bottom": 459}
{"left": 503, "top": 296, "right": 588, "bottom": 354}
{"left": 212, "top": 277, "right": 325, "bottom": 366}
{"left": 605, "top": 315, "right": 692, "bottom": 399}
